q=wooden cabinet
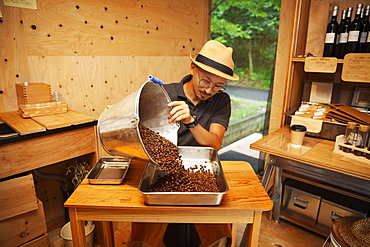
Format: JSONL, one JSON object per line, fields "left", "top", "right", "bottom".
{"left": 0, "top": 122, "right": 97, "bottom": 245}
{"left": 269, "top": 0, "right": 370, "bottom": 133}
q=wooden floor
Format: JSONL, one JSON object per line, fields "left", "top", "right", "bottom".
{"left": 235, "top": 213, "right": 327, "bottom": 247}
{"left": 49, "top": 213, "right": 328, "bottom": 247}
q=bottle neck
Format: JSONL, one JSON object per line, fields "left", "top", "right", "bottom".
{"left": 346, "top": 8, "right": 353, "bottom": 21}
{"left": 365, "top": 7, "right": 370, "bottom": 22}
{"left": 340, "top": 10, "right": 347, "bottom": 23}
{"left": 354, "top": 5, "right": 363, "bottom": 19}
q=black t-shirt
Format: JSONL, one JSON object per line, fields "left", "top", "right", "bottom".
{"left": 163, "top": 74, "right": 231, "bottom": 146}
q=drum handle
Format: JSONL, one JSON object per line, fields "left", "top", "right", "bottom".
{"left": 148, "top": 75, "right": 164, "bottom": 85}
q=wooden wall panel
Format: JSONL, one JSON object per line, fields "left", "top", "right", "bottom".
{"left": 27, "top": 56, "right": 190, "bottom": 117}
{"left": 0, "top": 4, "right": 31, "bottom": 111}
{"left": 21, "top": 0, "right": 206, "bottom": 56}
{"left": 0, "top": 0, "right": 209, "bottom": 118}
{"left": 268, "top": 0, "right": 297, "bottom": 133}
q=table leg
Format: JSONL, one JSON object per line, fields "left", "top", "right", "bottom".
{"left": 68, "top": 207, "right": 86, "bottom": 247}
{"left": 273, "top": 167, "right": 282, "bottom": 223}
{"left": 101, "top": 221, "right": 114, "bottom": 247}
{"left": 246, "top": 212, "right": 262, "bottom": 247}
{"left": 261, "top": 162, "right": 274, "bottom": 191}
{"left": 231, "top": 223, "right": 237, "bottom": 247}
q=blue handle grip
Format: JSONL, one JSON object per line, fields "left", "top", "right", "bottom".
{"left": 148, "top": 75, "right": 164, "bottom": 85}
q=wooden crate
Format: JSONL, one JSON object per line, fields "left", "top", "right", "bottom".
{"left": 19, "top": 101, "right": 68, "bottom": 118}
{"left": 16, "top": 82, "right": 52, "bottom": 105}
{"left": 0, "top": 174, "right": 38, "bottom": 221}
{"left": 0, "top": 199, "right": 48, "bottom": 246}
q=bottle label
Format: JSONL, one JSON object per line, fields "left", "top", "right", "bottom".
{"left": 367, "top": 31, "right": 370, "bottom": 43}
{"left": 325, "top": 33, "right": 336, "bottom": 43}
{"left": 359, "top": 32, "right": 368, "bottom": 43}
{"left": 348, "top": 30, "right": 360, "bottom": 42}
{"left": 335, "top": 34, "right": 340, "bottom": 44}
{"left": 339, "top": 33, "right": 349, "bottom": 43}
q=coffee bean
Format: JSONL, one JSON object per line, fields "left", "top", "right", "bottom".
{"left": 139, "top": 125, "right": 219, "bottom": 192}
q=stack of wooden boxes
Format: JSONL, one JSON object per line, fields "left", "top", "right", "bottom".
{"left": 16, "top": 83, "right": 68, "bottom": 118}
{"left": 0, "top": 174, "right": 49, "bottom": 246}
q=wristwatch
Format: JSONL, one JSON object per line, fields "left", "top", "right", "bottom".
{"left": 184, "top": 115, "right": 198, "bottom": 128}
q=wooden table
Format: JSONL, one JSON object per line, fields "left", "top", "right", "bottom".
{"left": 251, "top": 126, "right": 370, "bottom": 182}
{"left": 250, "top": 126, "right": 370, "bottom": 234}
{"left": 64, "top": 160, "right": 272, "bottom": 247}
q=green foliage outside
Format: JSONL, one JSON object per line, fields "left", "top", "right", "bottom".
{"left": 211, "top": 0, "right": 281, "bottom": 90}
{"left": 229, "top": 95, "right": 267, "bottom": 122}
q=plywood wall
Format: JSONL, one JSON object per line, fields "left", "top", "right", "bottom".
{"left": 0, "top": 0, "right": 210, "bottom": 118}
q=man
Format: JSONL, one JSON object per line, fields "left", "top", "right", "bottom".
{"left": 132, "top": 40, "right": 239, "bottom": 247}
{"left": 165, "top": 40, "right": 239, "bottom": 151}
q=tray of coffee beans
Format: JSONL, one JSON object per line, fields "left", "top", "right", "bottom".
{"left": 88, "top": 157, "right": 131, "bottom": 184}
{"left": 138, "top": 146, "right": 229, "bottom": 205}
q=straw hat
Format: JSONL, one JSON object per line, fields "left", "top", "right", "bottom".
{"left": 333, "top": 217, "right": 370, "bottom": 247}
{"left": 190, "top": 40, "right": 239, "bottom": 81}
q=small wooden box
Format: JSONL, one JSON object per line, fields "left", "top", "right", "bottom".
{"left": 0, "top": 199, "right": 48, "bottom": 246}
{"left": 16, "top": 82, "right": 52, "bottom": 105}
{"left": 0, "top": 174, "right": 38, "bottom": 221}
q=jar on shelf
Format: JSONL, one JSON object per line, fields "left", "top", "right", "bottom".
{"left": 342, "top": 122, "right": 357, "bottom": 153}
{"left": 52, "top": 91, "right": 66, "bottom": 103}
{"left": 366, "top": 132, "right": 370, "bottom": 160}
{"left": 354, "top": 125, "right": 369, "bottom": 156}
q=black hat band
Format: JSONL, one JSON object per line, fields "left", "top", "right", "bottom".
{"left": 195, "top": 54, "right": 233, "bottom": 76}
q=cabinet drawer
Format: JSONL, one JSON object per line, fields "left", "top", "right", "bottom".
{"left": 0, "top": 199, "right": 48, "bottom": 246}
{"left": 0, "top": 174, "right": 38, "bottom": 221}
{"left": 317, "top": 199, "right": 367, "bottom": 230}
{"left": 19, "top": 233, "right": 49, "bottom": 247}
{"left": 282, "top": 179, "right": 326, "bottom": 224}
{"left": 317, "top": 190, "right": 370, "bottom": 230}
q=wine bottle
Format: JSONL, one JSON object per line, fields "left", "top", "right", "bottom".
{"left": 323, "top": 6, "right": 339, "bottom": 57}
{"left": 338, "top": 7, "right": 353, "bottom": 59}
{"left": 345, "top": 4, "right": 363, "bottom": 54}
{"left": 359, "top": 5, "right": 370, "bottom": 52}
{"left": 335, "top": 9, "right": 347, "bottom": 58}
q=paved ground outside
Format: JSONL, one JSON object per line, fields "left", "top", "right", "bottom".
{"left": 219, "top": 133, "right": 262, "bottom": 173}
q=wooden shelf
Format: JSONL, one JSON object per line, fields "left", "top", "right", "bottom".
{"left": 291, "top": 57, "right": 344, "bottom": 64}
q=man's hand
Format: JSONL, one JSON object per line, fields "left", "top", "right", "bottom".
{"left": 167, "top": 101, "right": 194, "bottom": 124}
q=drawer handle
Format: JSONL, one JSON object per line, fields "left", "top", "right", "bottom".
{"left": 293, "top": 196, "right": 308, "bottom": 209}
{"left": 330, "top": 211, "right": 345, "bottom": 221}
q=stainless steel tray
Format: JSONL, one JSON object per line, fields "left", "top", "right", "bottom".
{"left": 88, "top": 157, "right": 131, "bottom": 184}
{"left": 138, "top": 146, "right": 229, "bottom": 205}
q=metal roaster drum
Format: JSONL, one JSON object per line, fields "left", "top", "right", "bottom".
{"left": 97, "top": 81, "right": 178, "bottom": 161}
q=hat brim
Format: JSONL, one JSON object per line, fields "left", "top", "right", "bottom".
{"left": 334, "top": 217, "right": 370, "bottom": 247}
{"left": 190, "top": 54, "right": 239, "bottom": 81}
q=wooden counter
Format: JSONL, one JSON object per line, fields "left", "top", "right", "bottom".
{"left": 0, "top": 111, "right": 97, "bottom": 246}
{"left": 0, "top": 122, "right": 97, "bottom": 179}
{"left": 65, "top": 160, "right": 273, "bottom": 247}
{"left": 251, "top": 126, "right": 370, "bottom": 182}
{"left": 250, "top": 126, "right": 370, "bottom": 235}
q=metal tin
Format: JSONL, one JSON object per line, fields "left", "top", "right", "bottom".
{"left": 87, "top": 157, "right": 131, "bottom": 184}
{"left": 97, "top": 81, "right": 179, "bottom": 161}
{"left": 282, "top": 179, "right": 326, "bottom": 224}
{"left": 138, "top": 146, "right": 229, "bottom": 205}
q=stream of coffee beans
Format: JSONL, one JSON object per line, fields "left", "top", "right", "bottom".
{"left": 139, "top": 125, "right": 219, "bottom": 192}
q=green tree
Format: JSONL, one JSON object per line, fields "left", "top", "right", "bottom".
{"left": 211, "top": 0, "right": 281, "bottom": 89}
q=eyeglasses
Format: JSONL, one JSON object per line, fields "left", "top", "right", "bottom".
{"left": 197, "top": 70, "right": 226, "bottom": 93}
